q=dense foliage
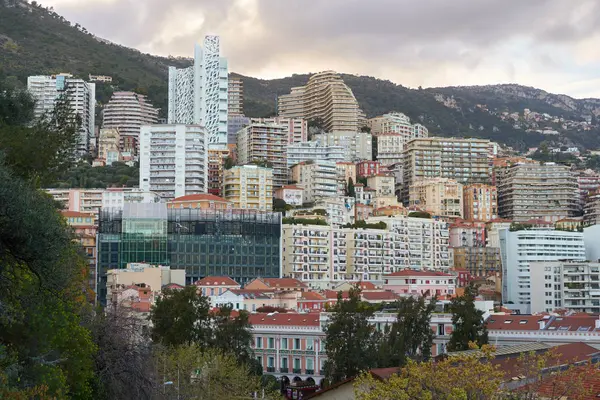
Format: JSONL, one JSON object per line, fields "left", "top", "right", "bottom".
{"left": 50, "top": 161, "right": 139, "bottom": 188}
{"left": 447, "top": 283, "right": 489, "bottom": 351}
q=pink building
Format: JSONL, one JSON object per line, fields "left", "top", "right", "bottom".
{"left": 194, "top": 276, "right": 241, "bottom": 297}
{"left": 383, "top": 270, "right": 455, "bottom": 298}
{"left": 297, "top": 292, "right": 328, "bottom": 312}
{"left": 357, "top": 160, "right": 381, "bottom": 178}
{"left": 449, "top": 220, "right": 487, "bottom": 248}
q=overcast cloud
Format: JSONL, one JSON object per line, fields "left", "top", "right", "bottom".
{"left": 42, "top": 0, "right": 600, "bottom": 98}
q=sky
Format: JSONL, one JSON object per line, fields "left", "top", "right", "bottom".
{"left": 41, "top": 0, "right": 600, "bottom": 99}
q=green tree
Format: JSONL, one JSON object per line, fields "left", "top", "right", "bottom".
{"left": 323, "top": 287, "right": 380, "bottom": 384}
{"left": 0, "top": 85, "right": 80, "bottom": 186}
{"left": 381, "top": 296, "right": 436, "bottom": 367}
{"left": 154, "top": 345, "right": 281, "bottom": 400}
{"left": 447, "top": 283, "right": 488, "bottom": 351}
{"left": 150, "top": 286, "right": 212, "bottom": 347}
{"left": 408, "top": 211, "right": 432, "bottom": 219}
{"left": 273, "top": 198, "right": 288, "bottom": 212}
{"left": 347, "top": 177, "right": 356, "bottom": 197}
{"left": 210, "top": 306, "right": 256, "bottom": 371}
{"left": 224, "top": 156, "right": 235, "bottom": 170}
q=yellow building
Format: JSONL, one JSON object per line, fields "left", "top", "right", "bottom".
{"left": 97, "top": 127, "right": 121, "bottom": 165}
{"left": 463, "top": 184, "right": 498, "bottom": 221}
{"left": 452, "top": 247, "right": 502, "bottom": 278}
{"left": 409, "top": 178, "right": 463, "bottom": 220}
{"left": 223, "top": 165, "right": 273, "bottom": 211}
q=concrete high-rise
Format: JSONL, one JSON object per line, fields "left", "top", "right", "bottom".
{"left": 252, "top": 117, "right": 308, "bottom": 144}
{"left": 236, "top": 123, "right": 288, "bottom": 188}
{"left": 402, "top": 138, "right": 492, "bottom": 204}
{"left": 223, "top": 165, "right": 273, "bottom": 211}
{"left": 463, "top": 184, "right": 498, "bottom": 221}
{"left": 27, "top": 73, "right": 96, "bottom": 154}
{"left": 168, "top": 36, "right": 228, "bottom": 145}
{"left": 102, "top": 91, "right": 159, "bottom": 154}
{"left": 278, "top": 71, "right": 364, "bottom": 132}
{"left": 228, "top": 76, "right": 244, "bottom": 116}
{"left": 370, "top": 112, "right": 428, "bottom": 165}
{"left": 409, "top": 178, "right": 463, "bottom": 220}
{"left": 139, "top": 125, "right": 207, "bottom": 200}
{"left": 496, "top": 162, "right": 578, "bottom": 223}
{"left": 313, "top": 131, "right": 372, "bottom": 161}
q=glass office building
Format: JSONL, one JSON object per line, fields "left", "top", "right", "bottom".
{"left": 97, "top": 203, "right": 282, "bottom": 304}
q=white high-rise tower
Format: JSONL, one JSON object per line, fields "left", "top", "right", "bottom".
{"left": 167, "top": 35, "right": 228, "bottom": 145}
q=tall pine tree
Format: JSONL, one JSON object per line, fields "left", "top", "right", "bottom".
{"left": 447, "top": 283, "right": 488, "bottom": 351}
{"left": 323, "top": 287, "right": 380, "bottom": 383}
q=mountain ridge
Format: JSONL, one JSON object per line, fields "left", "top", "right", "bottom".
{"left": 2, "top": 0, "right": 600, "bottom": 150}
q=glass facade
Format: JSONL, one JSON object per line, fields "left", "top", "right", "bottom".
{"left": 97, "top": 204, "right": 281, "bottom": 304}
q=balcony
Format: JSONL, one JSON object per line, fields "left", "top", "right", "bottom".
{"left": 280, "top": 367, "right": 289, "bottom": 373}
{"left": 305, "top": 369, "right": 314, "bottom": 375}
{"left": 267, "top": 367, "right": 275, "bottom": 373}
{"left": 293, "top": 368, "right": 302, "bottom": 374}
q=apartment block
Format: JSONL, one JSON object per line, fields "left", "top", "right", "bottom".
{"left": 274, "top": 185, "right": 304, "bottom": 206}
{"left": 530, "top": 261, "right": 600, "bottom": 314}
{"left": 409, "top": 178, "right": 463, "bottom": 220}
{"left": 290, "top": 160, "right": 338, "bottom": 203}
{"left": 252, "top": 117, "right": 308, "bottom": 144}
{"left": 452, "top": 247, "right": 501, "bottom": 278}
{"left": 62, "top": 211, "right": 97, "bottom": 290}
{"left": 97, "top": 128, "right": 121, "bottom": 165}
{"left": 486, "top": 219, "right": 512, "bottom": 248}
{"left": 496, "top": 163, "right": 579, "bottom": 223}
{"left": 236, "top": 123, "right": 287, "bottom": 188}
{"left": 28, "top": 73, "right": 95, "bottom": 154}
{"left": 368, "top": 112, "right": 428, "bottom": 138}
{"left": 207, "top": 147, "right": 230, "bottom": 196}
{"left": 402, "top": 138, "right": 491, "bottom": 204}
{"left": 449, "top": 220, "right": 486, "bottom": 247}
{"left": 139, "top": 125, "right": 207, "bottom": 200}
{"left": 278, "top": 71, "right": 364, "bottom": 132}
{"left": 463, "top": 184, "right": 498, "bottom": 221}
{"left": 366, "top": 174, "right": 396, "bottom": 198}
{"left": 577, "top": 171, "right": 600, "bottom": 211}
{"left": 336, "top": 162, "right": 357, "bottom": 195}
{"left": 228, "top": 76, "right": 244, "bottom": 116}
{"left": 357, "top": 160, "right": 381, "bottom": 177}
{"left": 167, "top": 194, "right": 232, "bottom": 210}
{"left": 287, "top": 141, "right": 345, "bottom": 168}
{"left": 223, "top": 165, "right": 273, "bottom": 211}
{"left": 499, "top": 228, "right": 585, "bottom": 314}
{"left": 227, "top": 115, "right": 250, "bottom": 145}
{"left": 313, "top": 131, "right": 372, "bottom": 162}
{"left": 102, "top": 91, "right": 159, "bottom": 154}
{"left": 168, "top": 36, "right": 228, "bottom": 145}
{"left": 584, "top": 190, "right": 600, "bottom": 226}
{"left": 282, "top": 216, "right": 450, "bottom": 288}
{"left": 383, "top": 270, "right": 455, "bottom": 298}
{"left": 376, "top": 133, "right": 405, "bottom": 166}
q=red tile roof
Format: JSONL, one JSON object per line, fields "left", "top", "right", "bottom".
{"left": 260, "top": 278, "right": 308, "bottom": 289}
{"left": 194, "top": 276, "right": 240, "bottom": 287}
{"left": 248, "top": 312, "right": 320, "bottom": 327}
{"left": 61, "top": 211, "right": 95, "bottom": 218}
{"left": 530, "top": 365, "right": 600, "bottom": 399}
{"left": 170, "top": 194, "right": 230, "bottom": 203}
{"left": 163, "top": 283, "right": 184, "bottom": 290}
{"left": 361, "top": 291, "right": 399, "bottom": 301}
{"left": 486, "top": 315, "right": 545, "bottom": 331}
{"left": 385, "top": 269, "right": 453, "bottom": 277}
{"left": 358, "top": 281, "right": 377, "bottom": 290}
{"left": 369, "top": 367, "right": 401, "bottom": 380}
{"left": 299, "top": 291, "right": 326, "bottom": 301}
{"left": 322, "top": 290, "right": 350, "bottom": 300}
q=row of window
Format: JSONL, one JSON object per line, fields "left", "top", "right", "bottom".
{"left": 255, "top": 337, "right": 316, "bottom": 351}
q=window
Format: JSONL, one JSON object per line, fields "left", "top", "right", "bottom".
{"left": 294, "top": 358, "right": 301, "bottom": 370}
{"left": 255, "top": 337, "right": 262, "bottom": 349}
{"left": 437, "top": 324, "right": 445, "bottom": 336}
{"left": 306, "top": 358, "right": 314, "bottom": 372}
{"left": 294, "top": 338, "right": 301, "bottom": 349}
{"left": 210, "top": 288, "right": 215, "bottom": 296}
{"left": 268, "top": 338, "right": 275, "bottom": 349}
{"left": 306, "top": 338, "right": 314, "bottom": 350}
{"left": 281, "top": 338, "right": 288, "bottom": 350}
{"left": 256, "top": 356, "right": 262, "bottom": 367}
{"left": 281, "top": 357, "right": 288, "bottom": 368}
{"left": 267, "top": 357, "right": 274, "bottom": 367}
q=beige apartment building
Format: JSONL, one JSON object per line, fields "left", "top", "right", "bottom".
{"left": 236, "top": 123, "right": 287, "bottom": 188}
{"left": 409, "top": 178, "right": 463, "bottom": 220}
{"left": 278, "top": 71, "right": 364, "bottom": 132}
{"left": 463, "top": 184, "right": 498, "bottom": 221}
{"left": 252, "top": 117, "right": 308, "bottom": 144}
{"left": 401, "top": 137, "right": 492, "bottom": 204}
{"left": 223, "top": 165, "right": 273, "bottom": 211}
{"left": 97, "top": 128, "right": 121, "bottom": 165}
{"left": 290, "top": 160, "right": 338, "bottom": 203}
{"left": 496, "top": 162, "right": 578, "bottom": 222}
{"left": 207, "top": 147, "right": 231, "bottom": 197}
{"left": 102, "top": 91, "right": 159, "bottom": 153}
{"left": 336, "top": 162, "right": 357, "bottom": 195}
{"left": 228, "top": 77, "right": 244, "bottom": 116}
{"left": 368, "top": 112, "right": 428, "bottom": 138}
{"left": 453, "top": 247, "right": 502, "bottom": 278}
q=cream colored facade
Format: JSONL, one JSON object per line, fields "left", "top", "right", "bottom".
{"left": 282, "top": 216, "right": 450, "bottom": 288}
{"left": 236, "top": 123, "right": 287, "bottom": 188}
{"left": 106, "top": 263, "right": 186, "bottom": 305}
{"left": 290, "top": 160, "right": 338, "bottom": 203}
{"left": 223, "top": 165, "right": 273, "bottom": 211}
{"left": 336, "top": 162, "right": 357, "bottom": 195}
{"left": 367, "top": 175, "right": 396, "bottom": 198}
{"left": 376, "top": 133, "right": 405, "bottom": 166}
{"left": 368, "top": 112, "right": 428, "bottom": 138}
{"left": 313, "top": 131, "right": 372, "bottom": 161}
{"left": 409, "top": 178, "right": 464, "bottom": 219}
{"left": 278, "top": 71, "right": 364, "bottom": 132}
{"left": 228, "top": 77, "right": 244, "bottom": 116}
{"left": 463, "top": 184, "right": 498, "bottom": 221}
{"left": 402, "top": 137, "right": 491, "bottom": 203}
{"left": 252, "top": 117, "right": 308, "bottom": 144}
{"left": 207, "top": 147, "right": 230, "bottom": 196}
{"left": 97, "top": 128, "right": 121, "bottom": 165}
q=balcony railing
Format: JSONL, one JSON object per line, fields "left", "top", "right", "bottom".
{"left": 266, "top": 367, "right": 275, "bottom": 373}
{"left": 293, "top": 368, "right": 302, "bottom": 374}
{"left": 305, "top": 369, "right": 314, "bottom": 375}
{"left": 280, "top": 367, "right": 288, "bottom": 373}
